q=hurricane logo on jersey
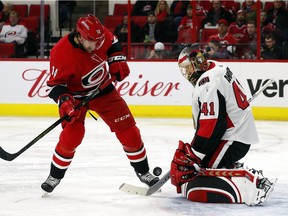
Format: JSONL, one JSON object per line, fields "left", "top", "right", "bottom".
{"left": 81, "top": 61, "right": 107, "bottom": 89}
{"left": 5, "top": 31, "right": 17, "bottom": 38}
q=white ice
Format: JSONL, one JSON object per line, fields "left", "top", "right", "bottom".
{"left": 0, "top": 117, "right": 287, "bottom": 216}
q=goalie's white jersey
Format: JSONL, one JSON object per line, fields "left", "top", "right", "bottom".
{"left": 192, "top": 60, "right": 259, "bottom": 145}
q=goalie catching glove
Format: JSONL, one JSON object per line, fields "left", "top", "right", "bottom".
{"left": 108, "top": 53, "right": 130, "bottom": 81}
{"left": 170, "top": 140, "right": 200, "bottom": 193}
{"left": 58, "top": 94, "right": 81, "bottom": 123}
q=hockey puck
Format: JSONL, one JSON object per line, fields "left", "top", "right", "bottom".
{"left": 153, "top": 167, "right": 162, "bottom": 176}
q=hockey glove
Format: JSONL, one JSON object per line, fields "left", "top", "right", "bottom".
{"left": 108, "top": 53, "right": 130, "bottom": 81}
{"left": 58, "top": 94, "right": 80, "bottom": 123}
{"left": 170, "top": 140, "right": 200, "bottom": 193}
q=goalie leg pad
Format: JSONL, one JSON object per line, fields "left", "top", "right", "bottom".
{"left": 182, "top": 176, "right": 242, "bottom": 203}
{"left": 182, "top": 167, "right": 277, "bottom": 206}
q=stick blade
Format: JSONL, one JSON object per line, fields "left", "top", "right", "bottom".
{"left": 119, "top": 183, "right": 149, "bottom": 196}
{"left": 0, "top": 146, "right": 18, "bottom": 161}
{"left": 119, "top": 171, "right": 171, "bottom": 196}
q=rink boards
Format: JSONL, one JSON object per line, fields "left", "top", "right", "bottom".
{"left": 0, "top": 60, "right": 287, "bottom": 120}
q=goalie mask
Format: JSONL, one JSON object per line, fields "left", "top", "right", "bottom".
{"left": 76, "top": 14, "right": 105, "bottom": 50}
{"left": 178, "top": 44, "right": 208, "bottom": 86}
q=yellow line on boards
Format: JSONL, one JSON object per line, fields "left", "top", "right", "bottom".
{"left": 0, "top": 104, "right": 287, "bottom": 120}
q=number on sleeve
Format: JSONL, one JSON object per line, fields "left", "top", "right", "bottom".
{"left": 201, "top": 102, "right": 215, "bottom": 116}
{"left": 232, "top": 81, "right": 249, "bottom": 110}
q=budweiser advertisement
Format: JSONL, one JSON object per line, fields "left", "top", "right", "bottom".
{"left": 0, "top": 60, "right": 287, "bottom": 109}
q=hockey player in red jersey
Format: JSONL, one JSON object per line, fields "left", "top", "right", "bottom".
{"left": 41, "top": 14, "right": 159, "bottom": 193}
{"left": 170, "top": 44, "right": 276, "bottom": 206}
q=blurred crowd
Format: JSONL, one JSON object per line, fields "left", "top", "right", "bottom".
{"left": 1, "top": 0, "right": 288, "bottom": 60}
{"left": 112, "top": 0, "right": 288, "bottom": 60}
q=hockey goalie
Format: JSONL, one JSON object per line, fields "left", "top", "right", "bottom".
{"left": 170, "top": 44, "right": 277, "bottom": 206}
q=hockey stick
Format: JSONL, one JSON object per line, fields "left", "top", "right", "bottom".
{"left": 119, "top": 171, "right": 171, "bottom": 196}
{"left": 119, "top": 168, "right": 256, "bottom": 196}
{"left": 0, "top": 75, "right": 116, "bottom": 161}
{"left": 248, "top": 78, "right": 274, "bottom": 103}
{"left": 119, "top": 78, "right": 275, "bottom": 196}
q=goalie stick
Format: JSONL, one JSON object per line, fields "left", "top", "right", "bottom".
{"left": 119, "top": 78, "right": 275, "bottom": 196}
{"left": 0, "top": 75, "right": 116, "bottom": 161}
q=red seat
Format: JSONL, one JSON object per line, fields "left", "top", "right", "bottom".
{"left": 29, "top": 4, "right": 50, "bottom": 24}
{"left": 20, "top": 16, "right": 39, "bottom": 33}
{"left": 196, "top": 15, "right": 206, "bottom": 28}
{"left": 222, "top": 1, "right": 240, "bottom": 16}
{"left": 132, "top": 16, "right": 147, "bottom": 28}
{"left": 264, "top": 2, "right": 274, "bottom": 11}
{"left": 264, "top": 1, "right": 286, "bottom": 11}
{"left": 131, "top": 43, "right": 153, "bottom": 59}
{"left": 0, "top": 43, "right": 16, "bottom": 58}
{"left": 113, "top": 4, "right": 134, "bottom": 16}
{"left": 200, "top": 28, "right": 218, "bottom": 43}
{"left": 12, "top": 4, "right": 28, "bottom": 17}
{"left": 199, "top": 1, "right": 212, "bottom": 12}
{"left": 103, "top": 16, "right": 123, "bottom": 33}
{"left": 177, "top": 29, "right": 198, "bottom": 44}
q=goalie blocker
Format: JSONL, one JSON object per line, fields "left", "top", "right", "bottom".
{"left": 180, "top": 166, "right": 277, "bottom": 206}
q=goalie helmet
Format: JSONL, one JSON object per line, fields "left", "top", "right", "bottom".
{"left": 178, "top": 44, "right": 208, "bottom": 86}
{"left": 76, "top": 14, "right": 105, "bottom": 50}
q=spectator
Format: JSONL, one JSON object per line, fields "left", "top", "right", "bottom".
{"left": 155, "top": 0, "right": 170, "bottom": 23}
{"left": 147, "top": 42, "right": 169, "bottom": 59}
{"left": 0, "top": 2, "right": 12, "bottom": 30}
{"left": 170, "top": 0, "right": 190, "bottom": 29}
{"left": 155, "top": 1, "right": 175, "bottom": 42}
{"left": 177, "top": 5, "right": 193, "bottom": 31}
{"left": 261, "top": 33, "right": 283, "bottom": 59}
{"left": 242, "top": 0, "right": 257, "bottom": 22}
{"left": 114, "top": 14, "right": 141, "bottom": 43}
{"left": 208, "top": 19, "right": 238, "bottom": 58}
{"left": 205, "top": 39, "right": 230, "bottom": 59}
{"left": 266, "top": 0, "right": 288, "bottom": 45}
{"left": 140, "top": 11, "right": 168, "bottom": 43}
{"left": 221, "top": 0, "right": 240, "bottom": 19}
{"left": 228, "top": 10, "right": 247, "bottom": 41}
{"left": 0, "top": 10, "right": 27, "bottom": 57}
{"left": 132, "top": 0, "right": 158, "bottom": 16}
{"left": 189, "top": 2, "right": 207, "bottom": 16}
{"left": 238, "top": 21, "right": 257, "bottom": 59}
{"left": 203, "top": 0, "right": 234, "bottom": 27}
{"left": 170, "top": 0, "right": 190, "bottom": 19}
{"left": 260, "top": 9, "right": 275, "bottom": 43}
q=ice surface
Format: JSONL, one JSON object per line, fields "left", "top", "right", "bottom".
{"left": 0, "top": 117, "right": 287, "bottom": 216}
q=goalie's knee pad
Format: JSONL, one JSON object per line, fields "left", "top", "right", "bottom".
{"left": 182, "top": 176, "right": 242, "bottom": 203}
{"left": 182, "top": 167, "right": 277, "bottom": 206}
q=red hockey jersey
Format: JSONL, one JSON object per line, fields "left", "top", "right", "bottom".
{"left": 47, "top": 27, "right": 118, "bottom": 100}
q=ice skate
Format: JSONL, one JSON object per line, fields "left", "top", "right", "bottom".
{"left": 41, "top": 175, "right": 61, "bottom": 193}
{"left": 136, "top": 171, "right": 159, "bottom": 187}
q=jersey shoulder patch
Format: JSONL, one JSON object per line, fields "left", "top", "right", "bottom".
{"left": 198, "top": 76, "right": 210, "bottom": 86}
